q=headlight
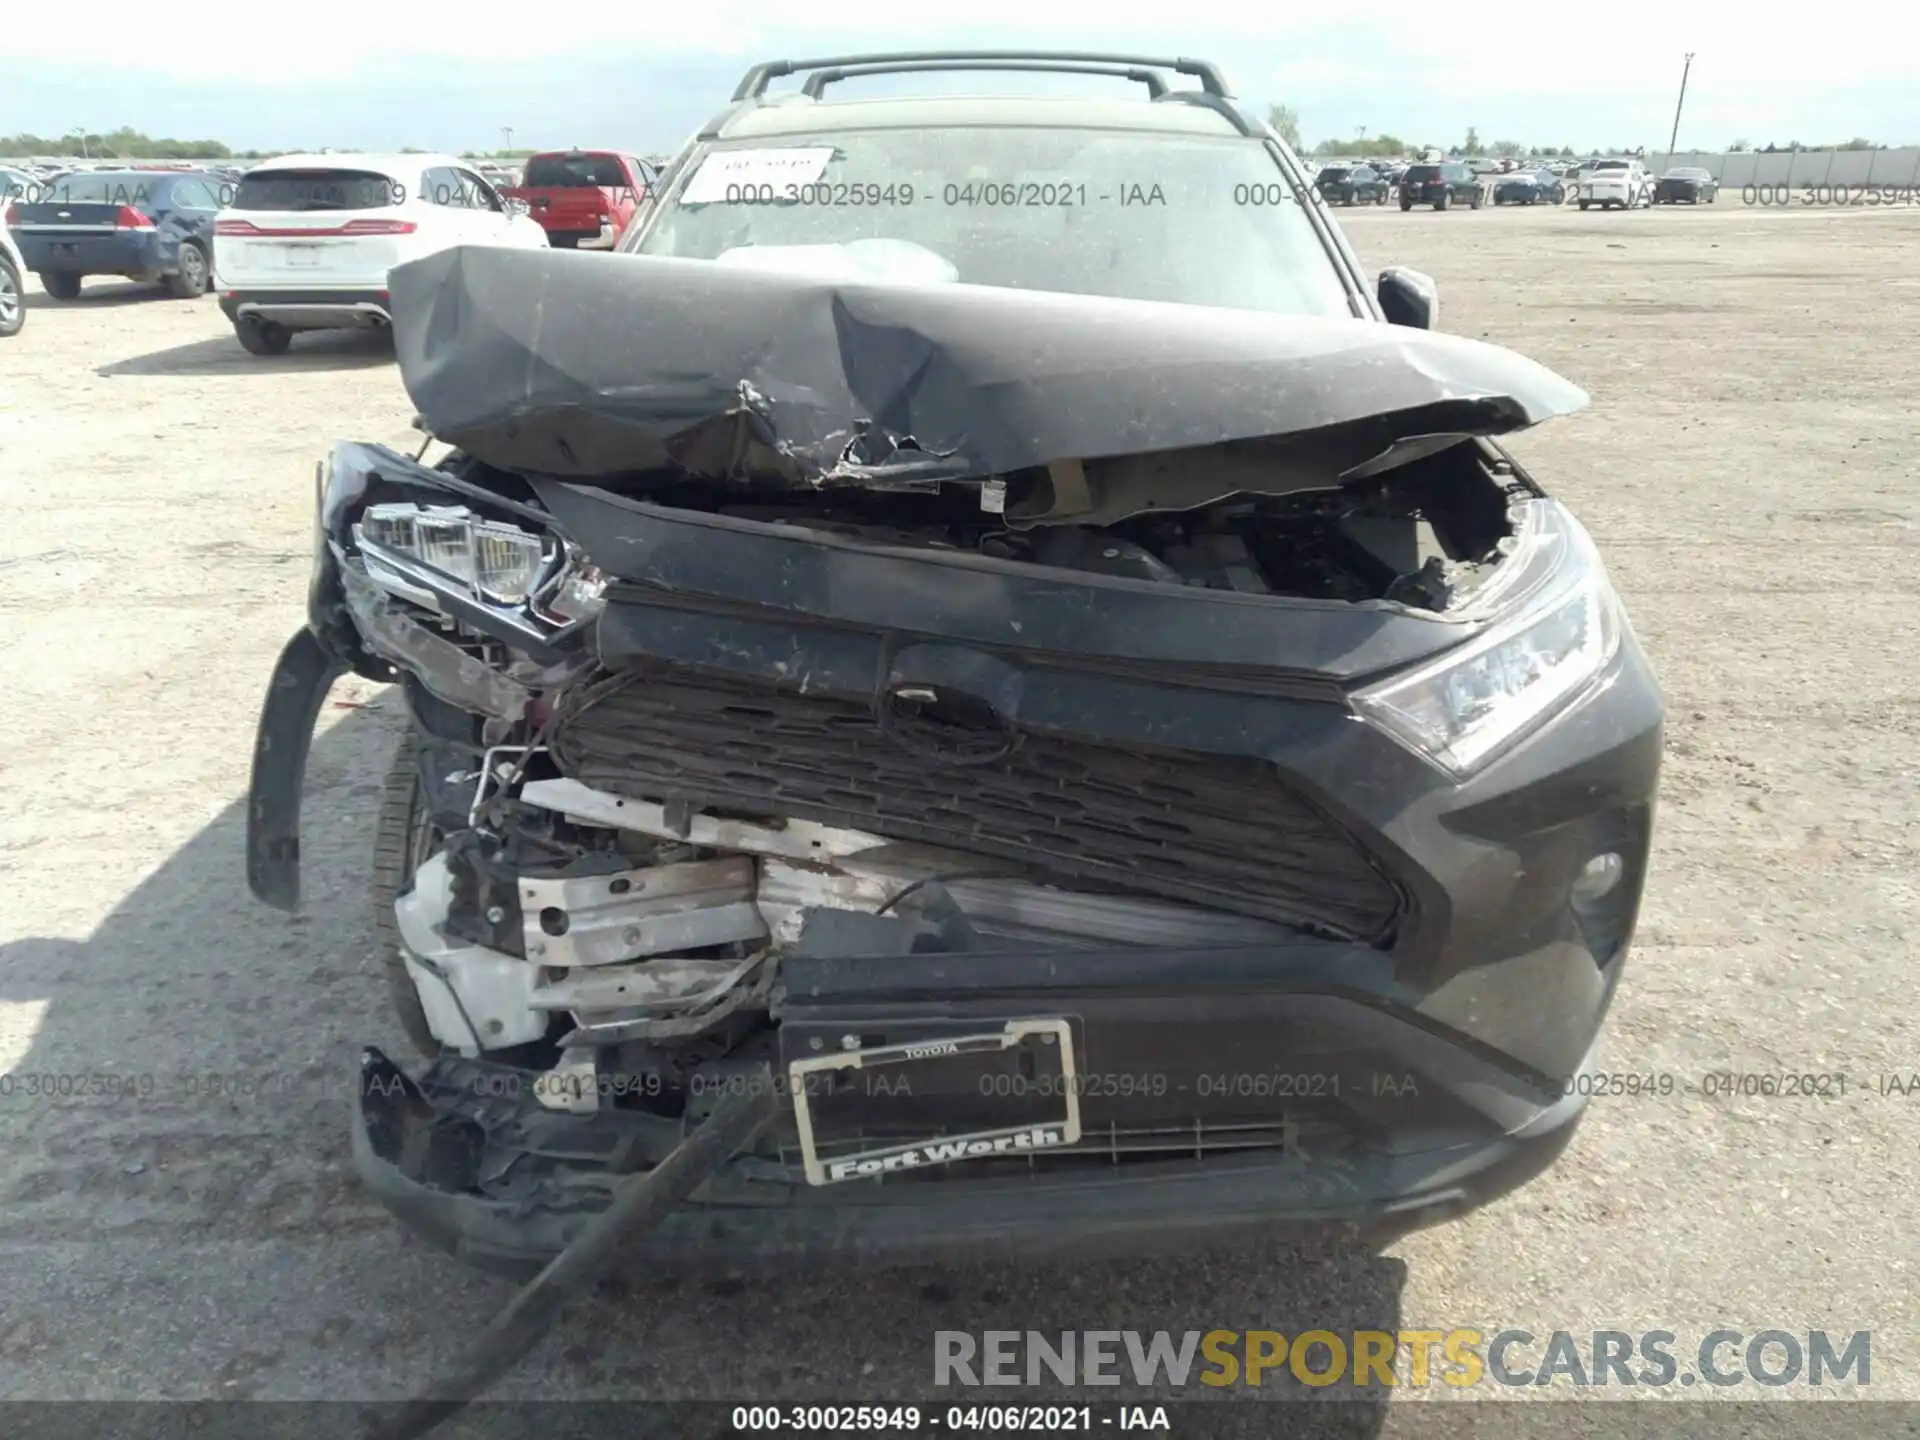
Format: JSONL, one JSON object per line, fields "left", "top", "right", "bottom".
{"left": 1353, "top": 501, "right": 1624, "bottom": 777}
{"left": 357, "top": 502, "right": 552, "bottom": 605}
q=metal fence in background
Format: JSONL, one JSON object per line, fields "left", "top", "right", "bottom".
{"left": 1645, "top": 148, "right": 1920, "bottom": 188}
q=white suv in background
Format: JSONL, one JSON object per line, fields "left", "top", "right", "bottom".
{"left": 1577, "top": 158, "right": 1651, "bottom": 210}
{"left": 211, "top": 152, "right": 548, "bottom": 355}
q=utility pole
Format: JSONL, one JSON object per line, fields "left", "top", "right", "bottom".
{"left": 502, "top": 126, "right": 514, "bottom": 154}
{"left": 1666, "top": 53, "right": 1695, "bottom": 161}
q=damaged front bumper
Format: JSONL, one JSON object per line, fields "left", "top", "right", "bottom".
{"left": 352, "top": 968, "right": 1596, "bottom": 1280}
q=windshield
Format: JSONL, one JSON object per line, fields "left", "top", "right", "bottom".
{"left": 232, "top": 168, "right": 400, "bottom": 211}
{"left": 1667, "top": 168, "right": 1710, "bottom": 180}
{"left": 632, "top": 128, "right": 1355, "bottom": 318}
{"left": 1593, "top": 160, "right": 1630, "bottom": 171}
{"left": 28, "top": 173, "right": 156, "bottom": 206}
{"left": 524, "top": 153, "right": 627, "bottom": 188}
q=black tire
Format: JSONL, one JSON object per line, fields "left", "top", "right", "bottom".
{"left": 40, "top": 270, "right": 82, "bottom": 300}
{"left": 1399, "top": 196, "right": 1413, "bottom": 212}
{"left": 233, "top": 314, "right": 292, "bottom": 355}
{"left": 372, "top": 738, "right": 444, "bottom": 1058}
{"left": 165, "top": 242, "right": 209, "bottom": 298}
{"left": 1469, "top": 189, "right": 1482, "bottom": 209}
{"left": 1578, "top": 200, "right": 1590, "bottom": 211}
{"left": 0, "top": 258, "right": 22, "bottom": 338}
{"left": 1435, "top": 191, "right": 1451, "bottom": 210}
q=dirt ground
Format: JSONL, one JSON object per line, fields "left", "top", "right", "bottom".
{"left": 2, "top": 201, "right": 1917, "bottom": 1430}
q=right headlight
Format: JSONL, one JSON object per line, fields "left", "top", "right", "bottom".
{"left": 1353, "top": 500, "right": 1625, "bottom": 778}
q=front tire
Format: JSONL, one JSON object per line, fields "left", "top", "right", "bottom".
{"left": 233, "top": 314, "right": 292, "bottom": 355}
{"left": 372, "top": 738, "right": 445, "bottom": 1059}
{"left": 1435, "top": 191, "right": 1451, "bottom": 210}
{"left": 40, "top": 270, "right": 82, "bottom": 300}
{"left": 164, "top": 242, "right": 208, "bottom": 299}
{"left": 1469, "top": 188, "right": 1482, "bottom": 209}
{"left": 0, "top": 258, "right": 22, "bottom": 338}
{"left": 1578, "top": 199, "right": 1591, "bottom": 210}
{"left": 1400, "top": 196, "right": 1413, "bottom": 211}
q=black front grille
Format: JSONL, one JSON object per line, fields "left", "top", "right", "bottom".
{"left": 550, "top": 666, "right": 1400, "bottom": 941}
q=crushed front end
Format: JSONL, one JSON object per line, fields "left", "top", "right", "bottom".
{"left": 250, "top": 248, "right": 1661, "bottom": 1276}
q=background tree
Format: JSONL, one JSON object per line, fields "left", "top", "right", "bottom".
{"left": 1461, "top": 125, "right": 1482, "bottom": 154}
{"left": 1266, "top": 104, "right": 1303, "bottom": 150}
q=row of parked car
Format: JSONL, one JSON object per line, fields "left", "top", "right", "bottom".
{"left": 1313, "top": 157, "right": 1723, "bottom": 211}
{"left": 0, "top": 149, "right": 657, "bottom": 351}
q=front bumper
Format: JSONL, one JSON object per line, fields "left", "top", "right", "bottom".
{"left": 15, "top": 228, "right": 169, "bottom": 279}
{"left": 218, "top": 288, "right": 392, "bottom": 329}
{"left": 352, "top": 1002, "right": 1596, "bottom": 1280}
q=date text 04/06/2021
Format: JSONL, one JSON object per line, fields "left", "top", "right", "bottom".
{"left": 715, "top": 180, "right": 1172, "bottom": 207}
{"left": 730, "top": 1404, "right": 1170, "bottom": 1432}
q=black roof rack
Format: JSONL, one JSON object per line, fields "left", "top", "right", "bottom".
{"left": 732, "top": 49, "right": 1233, "bottom": 102}
{"left": 800, "top": 59, "right": 1172, "bottom": 99}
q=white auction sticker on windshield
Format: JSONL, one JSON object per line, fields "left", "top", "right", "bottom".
{"left": 680, "top": 147, "right": 836, "bottom": 204}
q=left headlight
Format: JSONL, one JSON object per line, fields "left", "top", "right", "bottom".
{"left": 357, "top": 502, "right": 552, "bottom": 605}
{"left": 1353, "top": 500, "right": 1625, "bottom": 778}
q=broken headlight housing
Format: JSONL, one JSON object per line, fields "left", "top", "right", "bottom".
{"left": 358, "top": 503, "right": 551, "bottom": 605}
{"left": 1354, "top": 500, "right": 1624, "bottom": 777}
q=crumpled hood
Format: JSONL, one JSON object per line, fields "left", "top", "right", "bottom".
{"left": 388, "top": 245, "right": 1588, "bottom": 488}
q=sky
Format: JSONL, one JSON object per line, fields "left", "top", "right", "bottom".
{"left": 7, "top": 3, "right": 1917, "bottom": 156}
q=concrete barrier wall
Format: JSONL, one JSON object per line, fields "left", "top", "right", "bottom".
{"left": 1646, "top": 149, "right": 1920, "bottom": 188}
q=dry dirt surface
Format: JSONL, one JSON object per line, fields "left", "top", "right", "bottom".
{"left": 1, "top": 203, "right": 1917, "bottom": 1434}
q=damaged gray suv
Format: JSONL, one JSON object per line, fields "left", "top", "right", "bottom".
{"left": 247, "top": 51, "right": 1662, "bottom": 1278}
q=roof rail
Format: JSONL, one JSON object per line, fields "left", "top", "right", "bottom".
{"left": 1153, "top": 89, "right": 1259, "bottom": 137}
{"left": 732, "top": 49, "right": 1232, "bottom": 101}
{"left": 799, "top": 59, "right": 1172, "bottom": 99}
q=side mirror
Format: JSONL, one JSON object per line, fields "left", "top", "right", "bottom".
{"left": 1378, "top": 266, "right": 1438, "bottom": 330}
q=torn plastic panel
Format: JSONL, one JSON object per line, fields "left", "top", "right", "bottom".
{"left": 337, "top": 561, "right": 540, "bottom": 723}
{"left": 386, "top": 245, "right": 1588, "bottom": 501}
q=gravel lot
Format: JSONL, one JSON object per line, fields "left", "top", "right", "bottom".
{"left": 2, "top": 202, "right": 1916, "bottom": 1431}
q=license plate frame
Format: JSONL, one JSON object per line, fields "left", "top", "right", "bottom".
{"left": 787, "top": 1018, "right": 1082, "bottom": 1187}
{"left": 282, "top": 244, "right": 324, "bottom": 268}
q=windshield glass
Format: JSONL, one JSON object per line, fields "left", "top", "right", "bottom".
{"left": 524, "top": 153, "right": 627, "bottom": 188}
{"left": 232, "top": 168, "right": 400, "bottom": 211}
{"left": 29, "top": 173, "right": 155, "bottom": 206}
{"left": 633, "top": 129, "right": 1354, "bottom": 318}
{"left": 1594, "top": 160, "right": 1630, "bottom": 171}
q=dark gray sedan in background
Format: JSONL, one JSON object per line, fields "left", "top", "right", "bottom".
{"left": 1653, "top": 167, "right": 1719, "bottom": 204}
{"left": 1493, "top": 166, "right": 1566, "bottom": 205}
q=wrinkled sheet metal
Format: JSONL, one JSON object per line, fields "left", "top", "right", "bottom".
{"left": 388, "top": 246, "right": 1588, "bottom": 487}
